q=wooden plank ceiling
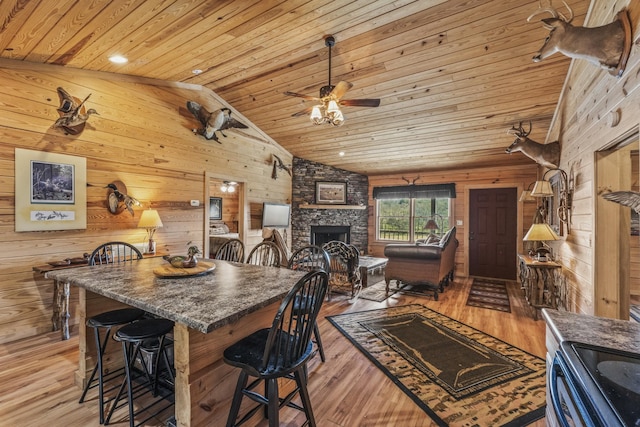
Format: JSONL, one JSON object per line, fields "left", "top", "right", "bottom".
{"left": 0, "top": 0, "right": 590, "bottom": 175}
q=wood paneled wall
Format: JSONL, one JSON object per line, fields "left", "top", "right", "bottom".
{"left": 0, "top": 60, "right": 292, "bottom": 344}
{"left": 367, "top": 164, "right": 540, "bottom": 278}
{"left": 542, "top": 0, "right": 640, "bottom": 317}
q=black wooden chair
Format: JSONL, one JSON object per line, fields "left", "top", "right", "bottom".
{"left": 287, "top": 245, "right": 331, "bottom": 362}
{"left": 88, "top": 241, "right": 143, "bottom": 265}
{"left": 322, "top": 241, "right": 362, "bottom": 301}
{"left": 223, "top": 270, "right": 328, "bottom": 427}
{"left": 80, "top": 242, "right": 145, "bottom": 424}
{"left": 215, "top": 238, "right": 245, "bottom": 263}
{"left": 287, "top": 245, "right": 330, "bottom": 273}
{"left": 246, "top": 241, "right": 281, "bottom": 267}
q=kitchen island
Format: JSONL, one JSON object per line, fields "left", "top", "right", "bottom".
{"left": 46, "top": 257, "right": 307, "bottom": 426}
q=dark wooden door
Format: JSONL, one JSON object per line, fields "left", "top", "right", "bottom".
{"left": 468, "top": 188, "right": 518, "bottom": 280}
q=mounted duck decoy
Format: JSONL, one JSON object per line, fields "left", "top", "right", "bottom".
{"left": 186, "top": 102, "right": 248, "bottom": 142}
{"left": 53, "top": 87, "right": 99, "bottom": 135}
{"left": 271, "top": 154, "right": 292, "bottom": 180}
{"left": 105, "top": 182, "right": 141, "bottom": 216}
{"left": 601, "top": 190, "right": 640, "bottom": 214}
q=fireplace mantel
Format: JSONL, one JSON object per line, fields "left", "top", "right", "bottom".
{"left": 299, "top": 204, "right": 366, "bottom": 210}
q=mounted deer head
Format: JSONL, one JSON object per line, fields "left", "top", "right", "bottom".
{"left": 527, "top": 1, "right": 631, "bottom": 77}
{"left": 505, "top": 121, "right": 560, "bottom": 169}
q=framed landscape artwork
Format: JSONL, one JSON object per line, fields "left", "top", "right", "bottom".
{"left": 315, "top": 181, "right": 347, "bottom": 204}
{"left": 209, "top": 197, "right": 222, "bottom": 220}
{"left": 15, "top": 148, "right": 87, "bottom": 231}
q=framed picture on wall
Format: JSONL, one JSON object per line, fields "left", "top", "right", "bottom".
{"left": 315, "top": 181, "right": 347, "bottom": 204}
{"left": 15, "top": 148, "right": 87, "bottom": 232}
{"left": 210, "top": 197, "right": 222, "bottom": 220}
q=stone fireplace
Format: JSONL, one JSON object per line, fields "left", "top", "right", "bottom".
{"left": 311, "top": 225, "right": 350, "bottom": 246}
{"left": 292, "top": 157, "right": 369, "bottom": 252}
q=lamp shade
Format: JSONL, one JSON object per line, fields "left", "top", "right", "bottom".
{"left": 523, "top": 222, "right": 559, "bottom": 242}
{"left": 519, "top": 190, "right": 536, "bottom": 202}
{"left": 137, "top": 209, "right": 163, "bottom": 229}
{"left": 424, "top": 219, "right": 439, "bottom": 230}
{"left": 531, "top": 180, "right": 553, "bottom": 197}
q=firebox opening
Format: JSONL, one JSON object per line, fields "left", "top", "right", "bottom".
{"left": 311, "top": 225, "right": 350, "bottom": 247}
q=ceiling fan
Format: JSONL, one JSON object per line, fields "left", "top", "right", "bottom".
{"left": 284, "top": 35, "right": 380, "bottom": 126}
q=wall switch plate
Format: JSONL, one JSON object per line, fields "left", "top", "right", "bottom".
{"left": 456, "top": 220, "right": 463, "bottom": 226}
{"left": 190, "top": 200, "right": 200, "bottom": 207}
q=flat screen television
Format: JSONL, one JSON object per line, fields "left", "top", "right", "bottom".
{"left": 262, "top": 202, "right": 290, "bottom": 228}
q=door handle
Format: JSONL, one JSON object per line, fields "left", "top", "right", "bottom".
{"left": 469, "top": 231, "right": 475, "bottom": 240}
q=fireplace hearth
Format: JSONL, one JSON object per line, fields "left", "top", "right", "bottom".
{"left": 311, "top": 225, "right": 350, "bottom": 246}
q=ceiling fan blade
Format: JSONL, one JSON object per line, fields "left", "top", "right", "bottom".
{"left": 330, "top": 81, "right": 353, "bottom": 100}
{"left": 284, "top": 91, "right": 320, "bottom": 101}
{"left": 292, "top": 107, "right": 313, "bottom": 117}
{"left": 340, "top": 98, "right": 381, "bottom": 107}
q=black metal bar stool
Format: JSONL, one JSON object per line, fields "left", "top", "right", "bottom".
{"left": 105, "top": 318, "right": 175, "bottom": 427}
{"left": 79, "top": 307, "right": 145, "bottom": 424}
{"left": 80, "top": 241, "right": 146, "bottom": 424}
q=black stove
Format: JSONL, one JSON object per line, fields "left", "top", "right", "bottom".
{"left": 561, "top": 341, "right": 640, "bottom": 426}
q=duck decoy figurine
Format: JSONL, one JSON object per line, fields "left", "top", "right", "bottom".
{"left": 106, "top": 183, "right": 141, "bottom": 216}
{"left": 601, "top": 190, "right": 640, "bottom": 214}
{"left": 53, "top": 87, "right": 99, "bottom": 135}
{"left": 271, "top": 154, "right": 292, "bottom": 180}
{"left": 186, "top": 102, "right": 248, "bottom": 142}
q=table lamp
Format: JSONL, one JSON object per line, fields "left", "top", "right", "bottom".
{"left": 137, "top": 209, "right": 163, "bottom": 254}
{"left": 424, "top": 213, "right": 443, "bottom": 237}
{"left": 523, "top": 212, "right": 559, "bottom": 261}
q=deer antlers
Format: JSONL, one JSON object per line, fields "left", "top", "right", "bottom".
{"left": 401, "top": 176, "right": 420, "bottom": 185}
{"left": 527, "top": 0, "right": 573, "bottom": 24}
{"left": 506, "top": 121, "right": 532, "bottom": 138}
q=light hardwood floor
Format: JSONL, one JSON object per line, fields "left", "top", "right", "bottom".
{"left": 0, "top": 277, "right": 546, "bottom": 427}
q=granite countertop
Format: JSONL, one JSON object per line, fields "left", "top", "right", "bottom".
{"left": 542, "top": 308, "right": 640, "bottom": 354}
{"left": 45, "top": 257, "right": 307, "bottom": 334}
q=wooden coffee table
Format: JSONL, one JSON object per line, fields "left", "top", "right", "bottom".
{"left": 358, "top": 256, "right": 388, "bottom": 288}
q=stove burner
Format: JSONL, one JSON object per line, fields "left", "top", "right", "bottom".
{"left": 597, "top": 360, "right": 640, "bottom": 394}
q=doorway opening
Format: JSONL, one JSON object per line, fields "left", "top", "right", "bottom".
{"left": 595, "top": 130, "right": 638, "bottom": 320}
{"left": 204, "top": 173, "right": 245, "bottom": 258}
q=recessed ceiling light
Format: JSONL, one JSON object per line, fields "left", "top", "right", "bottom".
{"left": 108, "top": 55, "right": 128, "bottom": 64}
{"left": 192, "top": 69, "right": 203, "bottom": 75}
{"left": 339, "top": 151, "right": 345, "bottom": 156}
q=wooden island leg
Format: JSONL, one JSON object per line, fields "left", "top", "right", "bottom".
{"left": 173, "top": 303, "right": 278, "bottom": 426}
{"left": 52, "top": 279, "right": 71, "bottom": 340}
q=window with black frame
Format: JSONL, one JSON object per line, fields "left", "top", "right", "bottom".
{"left": 374, "top": 183, "right": 455, "bottom": 242}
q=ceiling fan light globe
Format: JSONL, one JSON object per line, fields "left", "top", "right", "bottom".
{"left": 326, "top": 100, "right": 340, "bottom": 114}
{"left": 331, "top": 110, "right": 345, "bottom": 126}
{"left": 310, "top": 105, "right": 324, "bottom": 124}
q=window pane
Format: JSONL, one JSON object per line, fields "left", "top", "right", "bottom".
{"left": 377, "top": 199, "right": 410, "bottom": 241}
{"left": 435, "top": 198, "right": 450, "bottom": 230}
{"left": 414, "top": 199, "right": 432, "bottom": 240}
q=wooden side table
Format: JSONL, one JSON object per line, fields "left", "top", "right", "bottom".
{"left": 517, "top": 254, "right": 563, "bottom": 319}
{"left": 358, "top": 256, "right": 388, "bottom": 288}
{"left": 33, "top": 252, "right": 167, "bottom": 340}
